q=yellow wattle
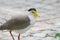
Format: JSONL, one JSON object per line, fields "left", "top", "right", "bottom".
{"left": 33, "top": 13, "right": 38, "bottom": 18}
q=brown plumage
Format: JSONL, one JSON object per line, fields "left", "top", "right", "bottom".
{"left": 0, "top": 14, "right": 30, "bottom": 30}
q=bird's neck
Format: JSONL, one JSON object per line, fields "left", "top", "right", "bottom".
{"left": 27, "top": 13, "right": 35, "bottom": 24}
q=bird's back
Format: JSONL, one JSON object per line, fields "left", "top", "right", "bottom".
{"left": 0, "top": 14, "right": 30, "bottom": 30}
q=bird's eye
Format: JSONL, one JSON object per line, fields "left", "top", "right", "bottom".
{"left": 32, "top": 12, "right": 34, "bottom": 13}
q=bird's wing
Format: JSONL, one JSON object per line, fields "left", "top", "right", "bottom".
{"left": 0, "top": 7, "right": 30, "bottom": 30}
{"left": 0, "top": 14, "right": 30, "bottom": 30}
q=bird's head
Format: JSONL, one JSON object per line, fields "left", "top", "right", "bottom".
{"left": 28, "top": 8, "right": 39, "bottom": 19}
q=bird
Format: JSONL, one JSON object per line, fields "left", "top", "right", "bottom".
{"left": 0, "top": 8, "right": 39, "bottom": 40}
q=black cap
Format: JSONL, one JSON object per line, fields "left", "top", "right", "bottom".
{"left": 28, "top": 8, "right": 36, "bottom": 11}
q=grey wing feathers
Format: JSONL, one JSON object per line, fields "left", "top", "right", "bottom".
{"left": 0, "top": 15, "right": 30, "bottom": 30}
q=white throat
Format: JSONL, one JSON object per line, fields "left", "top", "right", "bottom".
{"left": 27, "top": 12, "right": 35, "bottom": 24}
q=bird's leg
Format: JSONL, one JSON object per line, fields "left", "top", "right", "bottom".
{"left": 18, "top": 33, "right": 20, "bottom": 40}
{"left": 9, "top": 30, "right": 15, "bottom": 40}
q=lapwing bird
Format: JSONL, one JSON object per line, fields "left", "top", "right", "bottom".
{"left": 0, "top": 8, "right": 39, "bottom": 40}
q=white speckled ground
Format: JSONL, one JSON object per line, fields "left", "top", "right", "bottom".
{"left": 0, "top": 0, "right": 60, "bottom": 40}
